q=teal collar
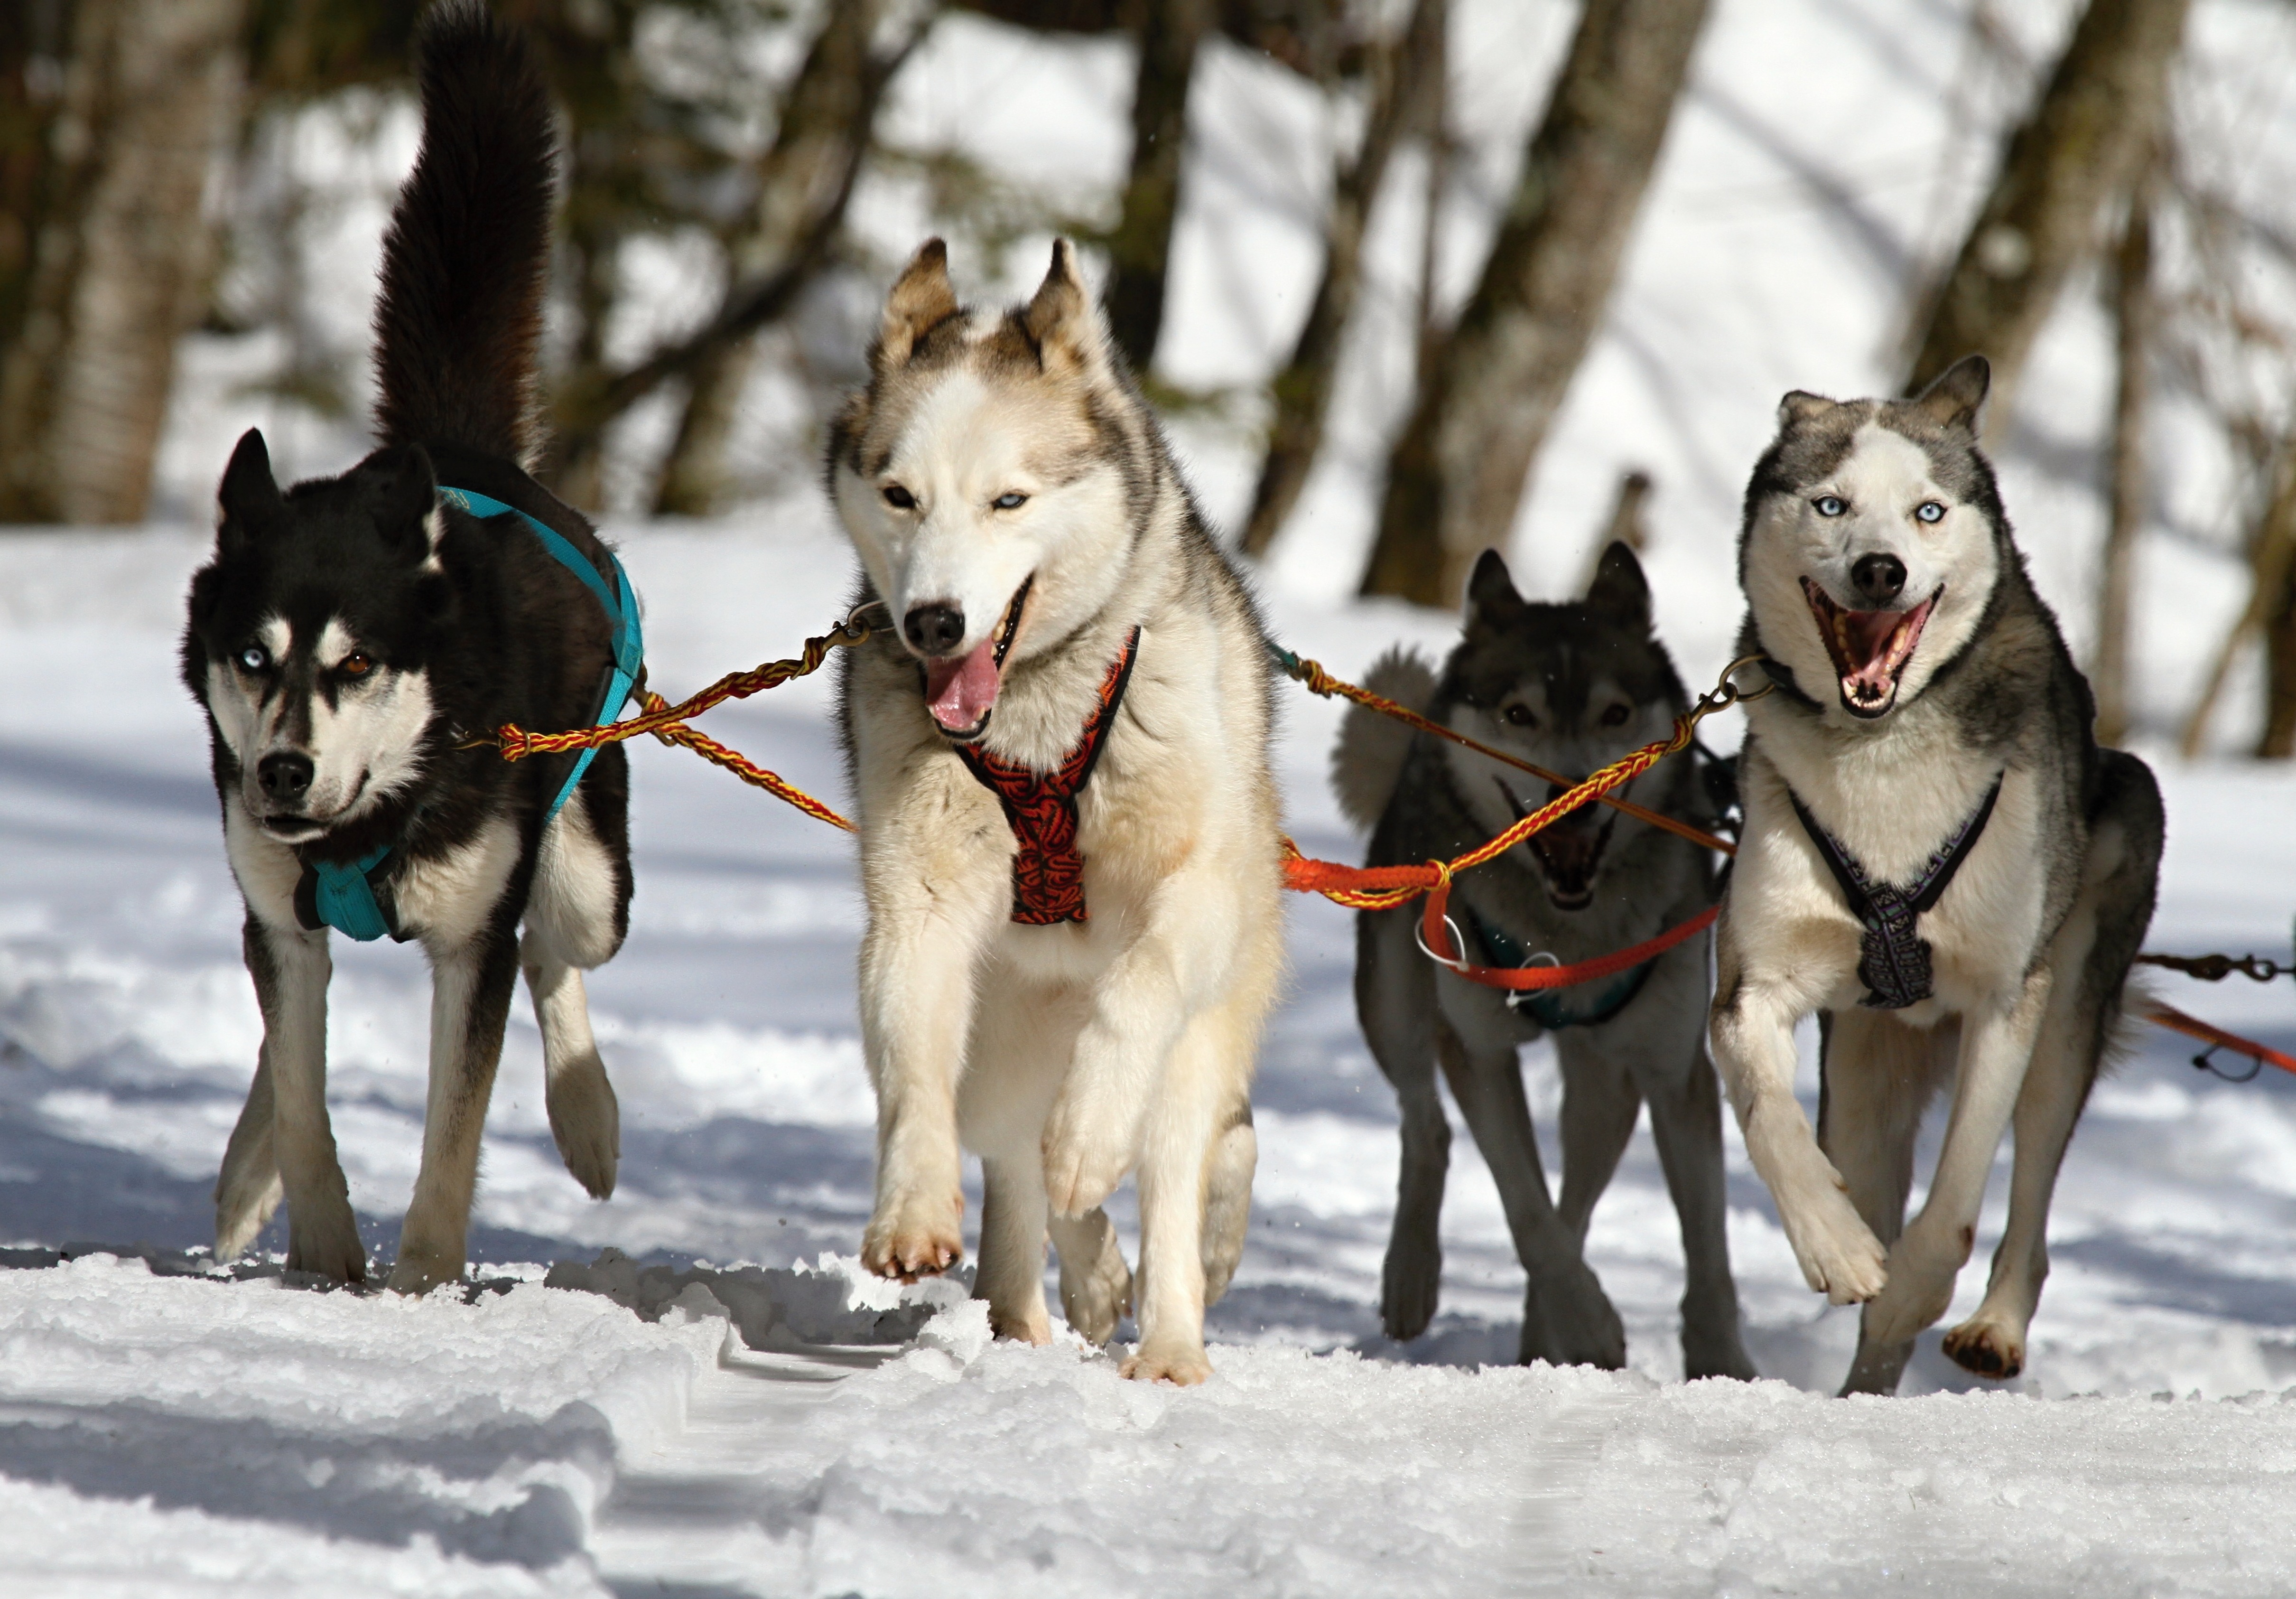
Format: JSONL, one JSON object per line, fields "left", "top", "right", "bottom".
{"left": 292, "top": 485, "right": 643, "bottom": 943}
{"left": 1464, "top": 904, "right": 1655, "bottom": 1031}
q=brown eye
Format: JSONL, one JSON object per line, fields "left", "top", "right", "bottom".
{"left": 339, "top": 652, "right": 373, "bottom": 678}
{"left": 1503, "top": 703, "right": 1537, "bottom": 728}
{"left": 883, "top": 484, "right": 916, "bottom": 510}
{"left": 1600, "top": 703, "right": 1629, "bottom": 727}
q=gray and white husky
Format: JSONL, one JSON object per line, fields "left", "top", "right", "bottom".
{"left": 827, "top": 240, "right": 1283, "bottom": 1384}
{"left": 1711, "top": 355, "right": 2162, "bottom": 1395}
{"left": 1335, "top": 544, "right": 1755, "bottom": 1378}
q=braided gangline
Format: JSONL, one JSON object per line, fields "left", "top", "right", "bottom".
{"left": 640, "top": 691, "right": 853, "bottom": 832}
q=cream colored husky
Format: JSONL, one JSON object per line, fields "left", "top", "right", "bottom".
{"left": 826, "top": 239, "right": 1282, "bottom": 1384}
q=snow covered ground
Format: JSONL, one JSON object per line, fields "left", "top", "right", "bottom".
{"left": 7, "top": 0, "right": 2296, "bottom": 1590}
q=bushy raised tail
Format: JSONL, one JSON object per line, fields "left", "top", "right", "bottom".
{"left": 372, "top": 0, "right": 556, "bottom": 467}
{"left": 1330, "top": 646, "right": 1439, "bottom": 832}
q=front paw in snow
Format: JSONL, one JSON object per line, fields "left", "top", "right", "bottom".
{"left": 1040, "top": 1091, "right": 1137, "bottom": 1218}
{"left": 862, "top": 1188, "right": 964, "bottom": 1281}
{"left": 1122, "top": 1339, "right": 1213, "bottom": 1386}
{"left": 285, "top": 1193, "right": 367, "bottom": 1285}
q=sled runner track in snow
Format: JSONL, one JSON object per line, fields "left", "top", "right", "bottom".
{"left": 480, "top": 615, "right": 2296, "bottom": 1068}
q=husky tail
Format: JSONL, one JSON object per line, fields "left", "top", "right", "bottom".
{"left": 372, "top": 0, "right": 556, "bottom": 467}
{"left": 1330, "top": 646, "right": 1439, "bottom": 832}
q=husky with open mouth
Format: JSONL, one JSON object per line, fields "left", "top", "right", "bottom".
{"left": 1712, "top": 355, "right": 2163, "bottom": 1393}
{"left": 181, "top": 3, "right": 635, "bottom": 1293}
{"left": 1334, "top": 544, "right": 1753, "bottom": 1377}
{"left": 828, "top": 240, "right": 1283, "bottom": 1384}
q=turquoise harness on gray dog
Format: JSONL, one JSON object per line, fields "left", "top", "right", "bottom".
{"left": 292, "top": 486, "right": 642, "bottom": 943}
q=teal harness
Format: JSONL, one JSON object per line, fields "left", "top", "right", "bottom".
{"left": 1463, "top": 905, "right": 1657, "bottom": 1031}
{"left": 293, "top": 486, "right": 642, "bottom": 944}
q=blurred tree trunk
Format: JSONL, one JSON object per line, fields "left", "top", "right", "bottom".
{"left": 1104, "top": 0, "right": 1215, "bottom": 373}
{"left": 1358, "top": 0, "right": 1710, "bottom": 607}
{"left": 1901, "top": 0, "right": 2190, "bottom": 423}
{"left": 2090, "top": 168, "right": 2153, "bottom": 748}
{"left": 1239, "top": 0, "right": 1440, "bottom": 558}
{"left": 651, "top": 0, "right": 887, "bottom": 517}
{"left": 2179, "top": 439, "right": 2296, "bottom": 759}
{"left": 0, "top": 0, "right": 247, "bottom": 524}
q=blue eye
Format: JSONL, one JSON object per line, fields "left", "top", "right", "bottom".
{"left": 236, "top": 645, "right": 270, "bottom": 673}
{"left": 1814, "top": 496, "right": 1846, "bottom": 517}
{"left": 1915, "top": 500, "right": 1946, "bottom": 524}
{"left": 993, "top": 492, "right": 1028, "bottom": 511}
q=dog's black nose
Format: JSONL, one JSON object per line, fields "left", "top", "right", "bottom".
{"left": 257, "top": 752, "right": 315, "bottom": 803}
{"left": 903, "top": 603, "right": 967, "bottom": 655}
{"left": 1851, "top": 553, "right": 1906, "bottom": 606}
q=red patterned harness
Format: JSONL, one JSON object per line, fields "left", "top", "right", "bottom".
{"left": 955, "top": 627, "right": 1141, "bottom": 925}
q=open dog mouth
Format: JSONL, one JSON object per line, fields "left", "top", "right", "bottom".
{"left": 1801, "top": 577, "right": 1938, "bottom": 719}
{"left": 921, "top": 575, "right": 1033, "bottom": 741}
{"left": 1498, "top": 778, "right": 1615, "bottom": 912}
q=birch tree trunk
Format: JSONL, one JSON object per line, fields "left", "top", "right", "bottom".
{"left": 1902, "top": 0, "right": 2190, "bottom": 421}
{"left": 1239, "top": 0, "right": 1441, "bottom": 558}
{"left": 0, "top": 0, "right": 247, "bottom": 524}
{"left": 1357, "top": 0, "right": 1710, "bottom": 607}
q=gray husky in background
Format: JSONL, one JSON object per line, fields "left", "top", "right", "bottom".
{"left": 1710, "top": 354, "right": 2162, "bottom": 1395}
{"left": 828, "top": 240, "right": 1282, "bottom": 1384}
{"left": 1336, "top": 544, "right": 1754, "bottom": 1378}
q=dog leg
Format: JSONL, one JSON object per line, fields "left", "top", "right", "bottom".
{"left": 1199, "top": 1099, "right": 1256, "bottom": 1307}
{"left": 1823, "top": 1010, "right": 1953, "bottom": 1394}
{"left": 1123, "top": 1004, "right": 1246, "bottom": 1384}
{"left": 244, "top": 916, "right": 365, "bottom": 1282}
{"left": 1860, "top": 969, "right": 2050, "bottom": 1351}
{"left": 1049, "top": 1206, "right": 1132, "bottom": 1347}
{"left": 1711, "top": 963, "right": 1887, "bottom": 1305}
{"left": 1436, "top": 1019, "right": 1623, "bottom": 1369}
{"left": 521, "top": 934, "right": 618, "bottom": 1199}
{"left": 1637, "top": 1037, "right": 1757, "bottom": 1382}
{"left": 389, "top": 926, "right": 521, "bottom": 1294}
{"left": 214, "top": 1041, "right": 284, "bottom": 1262}
{"left": 976, "top": 1154, "right": 1053, "bottom": 1344}
{"left": 1357, "top": 907, "right": 1449, "bottom": 1341}
{"left": 1555, "top": 1036, "right": 1641, "bottom": 1248}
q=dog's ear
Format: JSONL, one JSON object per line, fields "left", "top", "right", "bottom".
{"left": 1907, "top": 353, "right": 1990, "bottom": 434}
{"left": 361, "top": 444, "right": 438, "bottom": 565}
{"left": 1024, "top": 239, "right": 1109, "bottom": 378}
{"left": 874, "top": 238, "right": 958, "bottom": 371}
{"left": 217, "top": 429, "right": 282, "bottom": 550}
{"left": 1584, "top": 541, "right": 1651, "bottom": 631}
{"left": 1777, "top": 391, "right": 1836, "bottom": 430}
{"left": 1466, "top": 547, "right": 1524, "bottom": 623}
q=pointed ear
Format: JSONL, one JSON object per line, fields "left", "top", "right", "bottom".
{"left": 1466, "top": 547, "right": 1523, "bottom": 623}
{"left": 1024, "top": 239, "right": 1107, "bottom": 376}
{"left": 874, "top": 238, "right": 957, "bottom": 371}
{"left": 218, "top": 429, "right": 281, "bottom": 548}
{"left": 362, "top": 444, "right": 437, "bottom": 564}
{"left": 1777, "top": 391, "right": 1836, "bottom": 429}
{"left": 1908, "top": 353, "right": 1990, "bottom": 433}
{"left": 1584, "top": 541, "right": 1651, "bottom": 630}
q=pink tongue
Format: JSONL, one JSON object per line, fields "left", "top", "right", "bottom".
{"left": 924, "top": 638, "right": 1002, "bottom": 730}
{"left": 1840, "top": 610, "right": 1902, "bottom": 691}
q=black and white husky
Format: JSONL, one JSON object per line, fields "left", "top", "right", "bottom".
{"left": 181, "top": 2, "right": 637, "bottom": 1293}
{"left": 1335, "top": 545, "right": 1754, "bottom": 1378}
{"left": 1711, "top": 355, "right": 2163, "bottom": 1394}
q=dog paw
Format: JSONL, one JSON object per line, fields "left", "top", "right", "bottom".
{"left": 1525, "top": 1262, "right": 1627, "bottom": 1370}
{"left": 1040, "top": 1098, "right": 1135, "bottom": 1218}
{"left": 1681, "top": 1316, "right": 1759, "bottom": 1383}
{"left": 1053, "top": 1213, "right": 1133, "bottom": 1347}
{"left": 214, "top": 1172, "right": 285, "bottom": 1263}
{"left": 987, "top": 1302, "right": 1052, "bottom": 1345}
{"left": 385, "top": 1248, "right": 465, "bottom": 1297}
{"left": 284, "top": 1200, "right": 367, "bottom": 1285}
{"left": 861, "top": 1190, "right": 964, "bottom": 1281}
{"left": 1780, "top": 1185, "right": 1889, "bottom": 1305}
{"left": 1379, "top": 1237, "right": 1443, "bottom": 1343}
{"left": 1941, "top": 1315, "right": 2026, "bottom": 1381}
{"left": 547, "top": 1059, "right": 620, "bottom": 1200}
{"left": 1122, "top": 1340, "right": 1213, "bottom": 1386}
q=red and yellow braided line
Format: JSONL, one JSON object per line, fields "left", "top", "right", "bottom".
{"left": 640, "top": 692, "right": 853, "bottom": 832}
